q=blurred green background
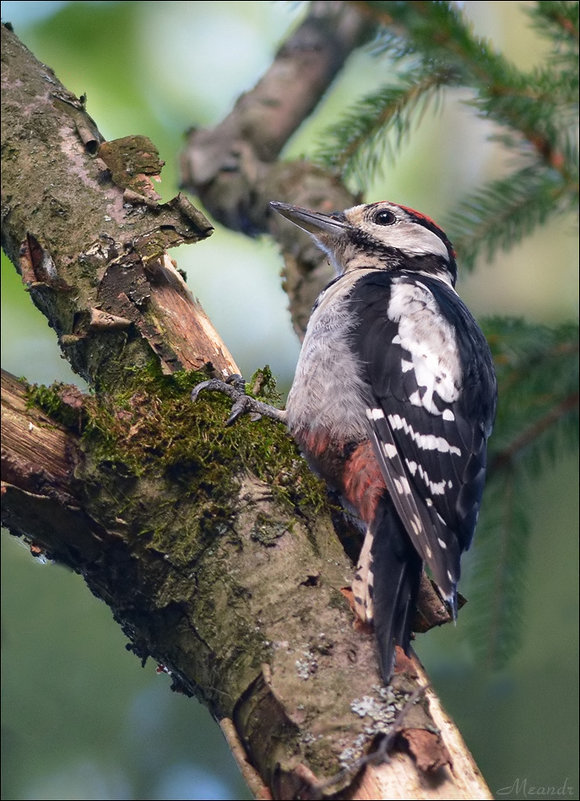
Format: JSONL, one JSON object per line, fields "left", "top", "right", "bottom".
{"left": 1, "top": 2, "right": 578, "bottom": 800}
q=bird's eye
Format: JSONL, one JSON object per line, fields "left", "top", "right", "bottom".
{"left": 373, "top": 209, "right": 396, "bottom": 226}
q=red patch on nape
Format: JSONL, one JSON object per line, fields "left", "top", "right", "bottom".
{"left": 396, "top": 203, "right": 439, "bottom": 228}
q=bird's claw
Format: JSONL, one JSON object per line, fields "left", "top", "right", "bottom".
{"left": 191, "top": 375, "right": 264, "bottom": 424}
{"left": 191, "top": 375, "right": 244, "bottom": 402}
{"left": 191, "top": 379, "right": 222, "bottom": 403}
{"left": 225, "top": 373, "right": 245, "bottom": 391}
{"left": 192, "top": 374, "right": 287, "bottom": 426}
{"left": 226, "top": 395, "right": 262, "bottom": 426}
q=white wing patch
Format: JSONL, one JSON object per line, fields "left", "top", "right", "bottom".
{"left": 388, "top": 278, "right": 462, "bottom": 414}
{"left": 383, "top": 442, "right": 398, "bottom": 458}
{"left": 393, "top": 476, "right": 412, "bottom": 495}
{"left": 416, "top": 464, "right": 449, "bottom": 496}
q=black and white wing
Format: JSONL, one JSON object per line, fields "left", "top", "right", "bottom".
{"left": 350, "top": 272, "right": 497, "bottom": 605}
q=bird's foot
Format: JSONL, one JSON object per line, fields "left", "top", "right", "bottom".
{"left": 191, "top": 374, "right": 287, "bottom": 426}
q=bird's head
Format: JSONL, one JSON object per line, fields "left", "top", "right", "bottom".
{"left": 270, "top": 200, "right": 457, "bottom": 287}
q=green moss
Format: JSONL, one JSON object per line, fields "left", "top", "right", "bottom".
{"left": 27, "top": 365, "right": 328, "bottom": 519}
{"left": 26, "top": 364, "right": 329, "bottom": 583}
{"left": 247, "top": 365, "right": 282, "bottom": 405}
{"left": 27, "top": 381, "right": 87, "bottom": 430}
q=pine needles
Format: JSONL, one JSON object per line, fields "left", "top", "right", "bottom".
{"left": 449, "top": 166, "right": 567, "bottom": 270}
{"left": 315, "top": 65, "right": 456, "bottom": 187}
{"left": 313, "top": 1, "right": 578, "bottom": 268}
{"left": 472, "top": 318, "right": 579, "bottom": 667}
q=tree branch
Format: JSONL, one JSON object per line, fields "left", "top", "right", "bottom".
{"left": 1, "top": 25, "right": 234, "bottom": 386}
{"left": 3, "top": 366, "right": 493, "bottom": 799}
{"left": 489, "top": 392, "right": 579, "bottom": 474}
{"left": 179, "top": 1, "right": 372, "bottom": 335}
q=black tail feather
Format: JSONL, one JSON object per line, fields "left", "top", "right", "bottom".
{"left": 370, "top": 495, "right": 422, "bottom": 683}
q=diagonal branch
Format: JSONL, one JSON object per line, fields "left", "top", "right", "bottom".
{"left": 489, "top": 391, "right": 579, "bottom": 474}
{"left": 179, "top": 1, "right": 373, "bottom": 336}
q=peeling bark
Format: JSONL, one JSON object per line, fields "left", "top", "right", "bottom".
{"left": 1, "top": 26, "right": 234, "bottom": 385}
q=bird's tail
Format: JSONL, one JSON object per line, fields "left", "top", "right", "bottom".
{"left": 353, "top": 494, "right": 422, "bottom": 683}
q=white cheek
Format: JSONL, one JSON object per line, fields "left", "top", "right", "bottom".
{"left": 374, "top": 222, "right": 450, "bottom": 260}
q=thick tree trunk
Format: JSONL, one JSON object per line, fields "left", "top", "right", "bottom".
{"left": 1, "top": 16, "right": 492, "bottom": 801}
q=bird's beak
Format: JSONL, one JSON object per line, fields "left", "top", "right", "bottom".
{"left": 270, "top": 201, "right": 348, "bottom": 237}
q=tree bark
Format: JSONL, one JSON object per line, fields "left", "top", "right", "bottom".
{"left": 1, "top": 16, "right": 492, "bottom": 801}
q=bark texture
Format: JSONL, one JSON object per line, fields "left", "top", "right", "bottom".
{"left": 2, "top": 16, "right": 492, "bottom": 801}
{"left": 1, "top": 26, "right": 233, "bottom": 386}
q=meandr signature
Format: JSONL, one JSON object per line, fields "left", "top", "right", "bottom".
{"left": 497, "top": 777, "right": 575, "bottom": 798}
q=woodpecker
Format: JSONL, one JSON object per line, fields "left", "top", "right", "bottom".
{"left": 194, "top": 199, "right": 497, "bottom": 683}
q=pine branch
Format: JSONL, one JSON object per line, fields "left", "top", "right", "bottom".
{"left": 484, "top": 318, "right": 579, "bottom": 474}
{"left": 468, "top": 72, "right": 577, "bottom": 173}
{"left": 525, "top": 1, "right": 579, "bottom": 49}
{"left": 314, "top": 65, "right": 456, "bottom": 186}
{"left": 330, "top": 1, "right": 578, "bottom": 190}
{"left": 461, "top": 317, "right": 579, "bottom": 667}
{"left": 360, "top": 2, "right": 532, "bottom": 107}
{"left": 467, "top": 469, "right": 531, "bottom": 669}
{"left": 490, "top": 392, "right": 579, "bottom": 474}
{"left": 446, "top": 166, "right": 574, "bottom": 270}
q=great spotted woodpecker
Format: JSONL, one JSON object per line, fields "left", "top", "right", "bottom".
{"left": 194, "top": 200, "right": 497, "bottom": 683}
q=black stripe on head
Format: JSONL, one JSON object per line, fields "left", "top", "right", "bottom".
{"left": 400, "top": 206, "right": 457, "bottom": 286}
